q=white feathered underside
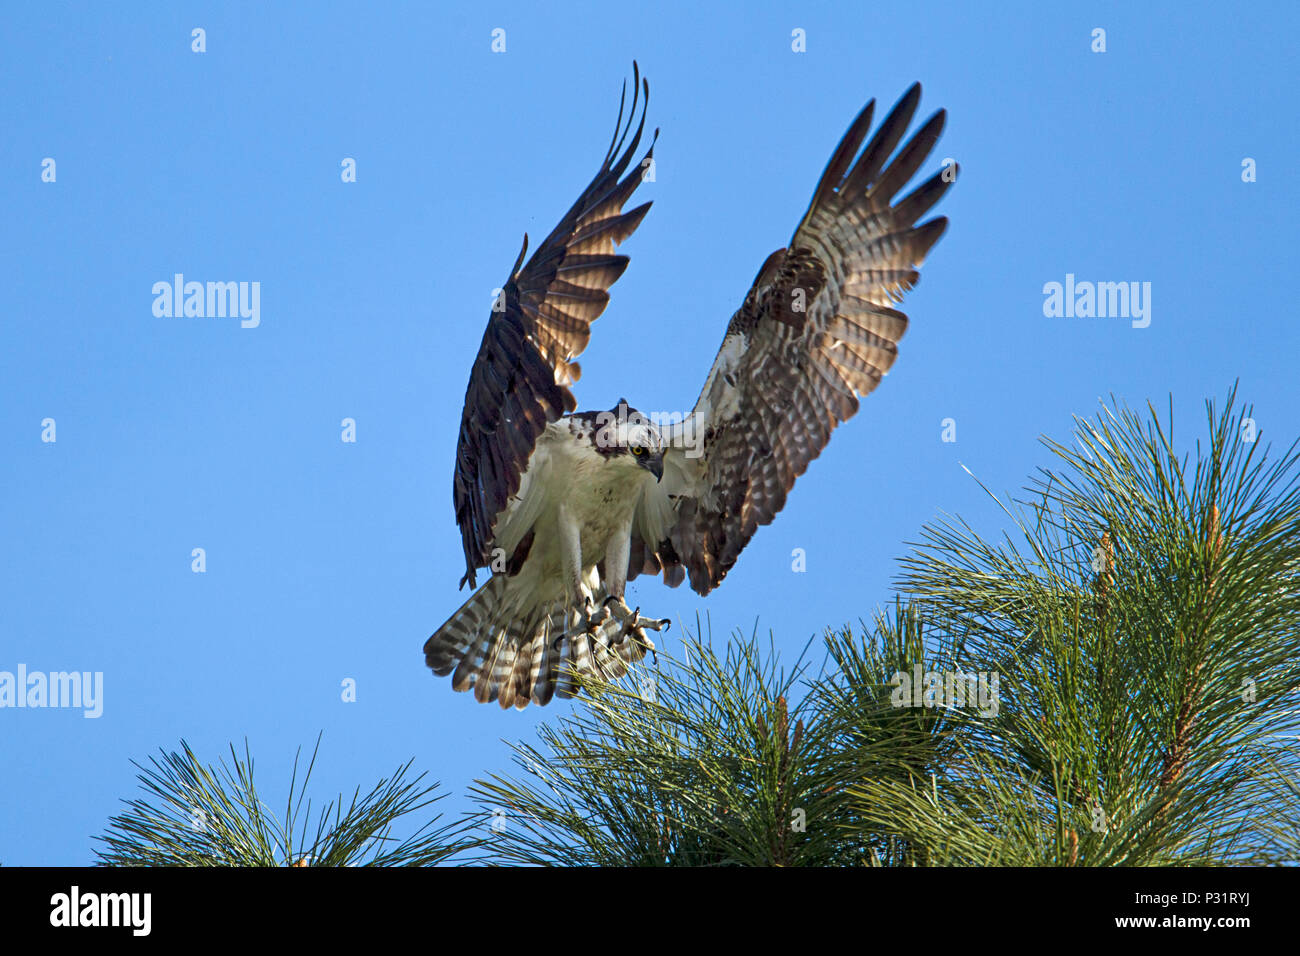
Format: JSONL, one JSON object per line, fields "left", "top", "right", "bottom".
{"left": 426, "top": 421, "right": 658, "bottom": 708}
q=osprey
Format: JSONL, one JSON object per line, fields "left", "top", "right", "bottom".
{"left": 425, "top": 65, "right": 955, "bottom": 709}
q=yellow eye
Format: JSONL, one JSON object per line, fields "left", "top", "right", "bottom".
{"left": 631, "top": 445, "right": 645, "bottom": 457}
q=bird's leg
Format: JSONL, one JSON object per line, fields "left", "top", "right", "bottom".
{"left": 601, "top": 521, "right": 670, "bottom": 652}
{"left": 558, "top": 503, "right": 607, "bottom": 640}
{"left": 600, "top": 518, "right": 635, "bottom": 630}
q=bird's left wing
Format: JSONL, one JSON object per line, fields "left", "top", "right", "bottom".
{"left": 454, "top": 65, "right": 657, "bottom": 589}
{"left": 630, "top": 84, "right": 954, "bottom": 595}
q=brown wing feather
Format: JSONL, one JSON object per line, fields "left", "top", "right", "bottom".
{"left": 454, "top": 65, "right": 657, "bottom": 588}
{"left": 636, "top": 83, "right": 955, "bottom": 595}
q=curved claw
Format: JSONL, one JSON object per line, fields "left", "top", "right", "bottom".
{"left": 575, "top": 597, "right": 609, "bottom": 636}
{"left": 626, "top": 627, "right": 658, "bottom": 664}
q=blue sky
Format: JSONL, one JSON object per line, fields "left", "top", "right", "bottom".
{"left": 2, "top": 1, "right": 1297, "bottom": 864}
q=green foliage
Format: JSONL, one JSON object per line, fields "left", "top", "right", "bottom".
{"left": 467, "top": 621, "right": 872, "bottom": 866}
{"left": 881, "top": 388, "right": 1300, "bottom": 864}
{"left": 97, "top": 389, "right": 1300, "bottom": 866}
{"left": 466, "top": 388, "right": 1300, "bottom": 866}
{"left": 95, "top": 736, "right": 468, "bottom": 866}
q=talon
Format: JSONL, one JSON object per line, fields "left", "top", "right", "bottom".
{"left": 572, "top": 599, "right": 609, "bottom": 637}
{"left": 605, "top": 596, "right": 635, "bottom": 623}
{"left": 627, "top": 627, "right": 657, "bottom": 663}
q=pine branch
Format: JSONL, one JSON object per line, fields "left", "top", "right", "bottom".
{"left": 888, "top": 387, "right": 1300, "bottom": 864}
{"left": 94, "top": 736, "right": 470, "bottom": 866}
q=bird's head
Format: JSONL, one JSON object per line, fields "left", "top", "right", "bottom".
{"left": 595, "top": 398, "right": 665, "bottom": 481}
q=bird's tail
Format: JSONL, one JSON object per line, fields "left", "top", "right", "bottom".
{"left": 423, "top": 576, "right": 653, "bottom": 710}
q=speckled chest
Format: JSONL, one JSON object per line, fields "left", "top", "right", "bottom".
{"left": 565, "top": 455, "right": 647, "bottom": 556}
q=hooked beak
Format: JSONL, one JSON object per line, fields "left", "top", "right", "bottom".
{"left": 649, "top": 454, "right": 664, "bottom": 482}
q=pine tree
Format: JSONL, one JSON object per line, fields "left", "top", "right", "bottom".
{"left": 95, "top": 736, "right": 468, "bottom": 866}
{"left": 99, "top": 390, "right": 1300, "bottom": 866}
{"left": 470, "top": 388, "right": 1300, "bottom": 865}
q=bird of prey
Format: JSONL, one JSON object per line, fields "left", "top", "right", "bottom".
{"left": 424, "top": 64, "right": 955, "bottom": 709}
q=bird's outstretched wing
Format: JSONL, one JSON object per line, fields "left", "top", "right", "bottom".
{"left": 454, "top": 65, "right": 657, "bottom": 589}
{"left": 631, "top": 84, "right": 954, "bottom": 595}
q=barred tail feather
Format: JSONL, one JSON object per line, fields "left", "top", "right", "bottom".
{"left": 424, "top": 576, "right": 505, "bottom": 677}
{"left": 424, "top": 578, "right": 654, "bottom": 710}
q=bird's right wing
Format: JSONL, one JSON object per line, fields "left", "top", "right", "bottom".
{"left": 453, "top": 65, "right": 657, "bottom": 589}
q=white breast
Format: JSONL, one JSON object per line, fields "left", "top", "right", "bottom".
{"left": 493, "top": 420, "right": 648, "bottom": 577}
